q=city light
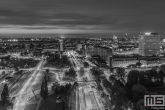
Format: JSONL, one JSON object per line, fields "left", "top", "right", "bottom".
{"left": 0, "top": 1, "right": 164, "bottom": 109}
{"left": 145, "top": 32, "right": 151, "bottom": 35}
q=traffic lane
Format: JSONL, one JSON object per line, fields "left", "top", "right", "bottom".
{"left": 9, "top": 70, "right": 34, "bottom": 96}
{"left": 21, "top": 70, "right": 40, "bottom": 95}
{"left": 83, "top": 85, "right": 92, "bottom": 109}
{"left": 79, "top": 87, "right": 86, "bottom": 109}
{"left": 29, "top": 70, "right": 45, "bottom": 92}
{"left": 0, "top": 71, "right": 13, "bottom": 82}
{"left": 16, "top": 70, "right": 42, "bottom": 104}
{"left": 19, "top": 61, "right": 44, "bottom": 102}
{"left": 0, "top": 71, "right": 28, "bottom": 96}
{"left": 13, "top": 60, "right": 44, "bottom": 110}
{"left": 13, "top": 70, "right": 42, "bottom": 109}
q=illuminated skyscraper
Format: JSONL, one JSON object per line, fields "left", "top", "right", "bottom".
{"left": 139, "top": 32, "right": 160, "bottom": 56}
{"left": 58, "top": 39, "right": 64, "bottom": 59}
{"left": 59, "top": 39, "right": 63, "bottom": 52}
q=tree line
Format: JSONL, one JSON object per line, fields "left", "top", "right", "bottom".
{"left": 103, "top": 67, "right": 165, "bottom": 110}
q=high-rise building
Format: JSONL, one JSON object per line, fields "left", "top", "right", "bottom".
{"left": 58, "top": 39, "right": 64, "bottom": 59}
{"left": 59, "top": 39, "right": 63, "bottom": 52}
{"left": 139, "top": 32, "right": 160, "bottom": 56}
{"left": 86, "top": 45, "right": 112, "bottom": 65}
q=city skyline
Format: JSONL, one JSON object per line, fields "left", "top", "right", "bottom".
{"left": 0, "top": 0, "right": 165, "bottom": 37}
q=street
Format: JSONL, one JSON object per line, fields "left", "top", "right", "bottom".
{"left": 69, "top": 51, "right": 106, "bottom": 110}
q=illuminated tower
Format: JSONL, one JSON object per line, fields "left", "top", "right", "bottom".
{"left": 59, "top": 39, "right": 63, "bottom": 52}
{"left": 58, "top": 39, "right": 64, "bottom": 59}
{"left": 139, "top": 32, "right": 160, "bottom": 56}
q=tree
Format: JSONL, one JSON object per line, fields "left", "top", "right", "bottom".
{"left": 144, "top": 69, "right": 160, "bottom": 87}
{"left": 127, "top": 70, "right": 139, "bottom": 84}
{"left": 1, "top": 83, "right": 9, "bottom": 105}
{"left": 46, "top": 69, "right": 49, "bottom": 74}
{"left": 15, "top": 67, "right": 19, "bottom": 72}
{"left": 135, "top": 99, "right": 150, "bottom": 110}
{"left": 64, "top": 83, "right": 72, "bottom": 95}
{"left": 116, "top": 67, "right": 125, "bottom": 79}
{"left": 55, "top": 53, "right": 59, "bottom": 60}
{"left": 110, "top": 68, "right": 114, "bottom": 73}
{"left": 131, "top": 84, "right": 147, "bottom": 103}
{"left": 136, "top": 62, "right": 142, "bottom": 67}
{"left": 109, "top": 75, "right": 117, "bottom": 83}
{"left": 79, "top": 67, "right": 85, "bottom": 77}
{"left": 72, "top": 82, "right": 78, "bottom": 90}
{"left": 30, "top": 43, "right": 34, "bottom": 49}
{"left": 83, "top": 62, "right": 89, "bottom": 68}
{"left": 90, "top": 67, "right": 103, "bottom": 78}
{"left": 138, "top": 71, "right": 145, "bottom": 86}
{"left": 109, "top": 77, "right": 129, "bottom": 110}
{"left": 40, "top": 76, "right": 48, "bottom": 101}
{"left": 158, "top": 70, "right": 165, "bottom": 85}
{"left": 125, "top": 70, "right": 140, "bottom": 96}
{"left": 2, "top": 71, "right": 5, "bottom": 75}
{"left": 20, "top": 52, "right": 24, "bottom": 56}
{"left": 52, "top": 82, "right": 59, "bottom": 93}
{"left": 64, "top": 68, "right": 77, "bottom": 80}
{"left": 40, "top": 80, "right": 45, "bottom": 99}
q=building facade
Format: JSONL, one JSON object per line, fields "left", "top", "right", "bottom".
{"left": 86, "top": 45, "right": 112, "bottom": 65}
{"left": 77, "top": 44, "right": 83, "bottom": 51}
{"left": 139, "top": 32, "right": 160, "bottom": 56}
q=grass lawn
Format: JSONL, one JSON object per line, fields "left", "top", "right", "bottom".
{"left": 38, "top": 94, "right": 64, "bottom": 110}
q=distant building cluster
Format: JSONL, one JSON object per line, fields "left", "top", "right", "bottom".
{"left": 0, "top": 32, "right": 164, "bottom": 68}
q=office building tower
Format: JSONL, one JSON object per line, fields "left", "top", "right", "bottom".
{"left": 139, "top": 32, "right": 160, "bottom": 56}
{"left": 59, "top": 39, "right": 63, "bottom": 52}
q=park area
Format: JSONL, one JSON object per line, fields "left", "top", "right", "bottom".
{"left": 44, "top": 55, "right": 71, "bottom": 69}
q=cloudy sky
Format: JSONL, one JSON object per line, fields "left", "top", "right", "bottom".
{"left": 0, "top": 0, "right": 165, "bottom": 37}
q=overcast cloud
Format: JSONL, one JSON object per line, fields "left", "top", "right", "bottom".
{"left": 0, "top": 0, "right": 165, "bottom": 37}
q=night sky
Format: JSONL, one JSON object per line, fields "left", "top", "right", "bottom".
{"left": 0, "top": 0, "right": 165, "bottom": 37}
